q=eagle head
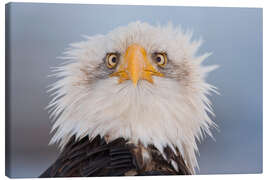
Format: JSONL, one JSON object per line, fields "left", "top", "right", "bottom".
{"left": 48, "top": 21, "right": 218, "bottom": 173}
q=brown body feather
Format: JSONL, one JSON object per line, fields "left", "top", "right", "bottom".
{"left": 40, "top": 135, "right": 191, "bottom": 177}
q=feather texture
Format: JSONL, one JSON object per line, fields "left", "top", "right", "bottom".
{"left": 40, "top": 135, "right": 190, "bottom": 177}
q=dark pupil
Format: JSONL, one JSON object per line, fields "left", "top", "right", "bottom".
{"left": 156, "top": 56, "right": 162, "bottom": 63}
{"left": 111, "top": 57, "right": 117, "bottom": 63}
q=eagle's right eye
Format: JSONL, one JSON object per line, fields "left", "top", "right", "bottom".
{"left": 153, "top": 53, "right": 167, "bottom": 67}
{"left": 106, "top": 53, "right": 119, "bottom": 69}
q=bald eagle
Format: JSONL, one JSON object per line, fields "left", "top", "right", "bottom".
{"left": 40, "top": 22, "right": 218, "bottom": 177}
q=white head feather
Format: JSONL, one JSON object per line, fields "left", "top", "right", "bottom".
{"left": 48, "top": 21, "right": 218, "bottom": 173}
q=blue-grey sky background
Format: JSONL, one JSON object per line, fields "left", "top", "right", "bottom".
{"left": 6, "top": 3, "right": 262, "bottom": 178}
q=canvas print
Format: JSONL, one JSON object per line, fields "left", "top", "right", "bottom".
{"left": 5, "top": 2, "right": 262, "bottom": 178}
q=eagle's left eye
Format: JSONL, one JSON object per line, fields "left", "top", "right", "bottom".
{"left": 106, "top": 53, "right": 119, "bottom": 69}
{"left": 153, "top": 53, "right": 167, "bottom": 67}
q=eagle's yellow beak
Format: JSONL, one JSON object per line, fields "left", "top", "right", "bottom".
{"left": 110, "top": 44, "right": 163, "bottom": 86}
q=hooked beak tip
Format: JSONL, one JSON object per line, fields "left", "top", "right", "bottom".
{"left": 132, "top": 79, "right": 138, "bottom": 87}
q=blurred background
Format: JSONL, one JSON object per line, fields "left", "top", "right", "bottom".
{"left": 5, "top": 3, "right": 262, "bottom": 178}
